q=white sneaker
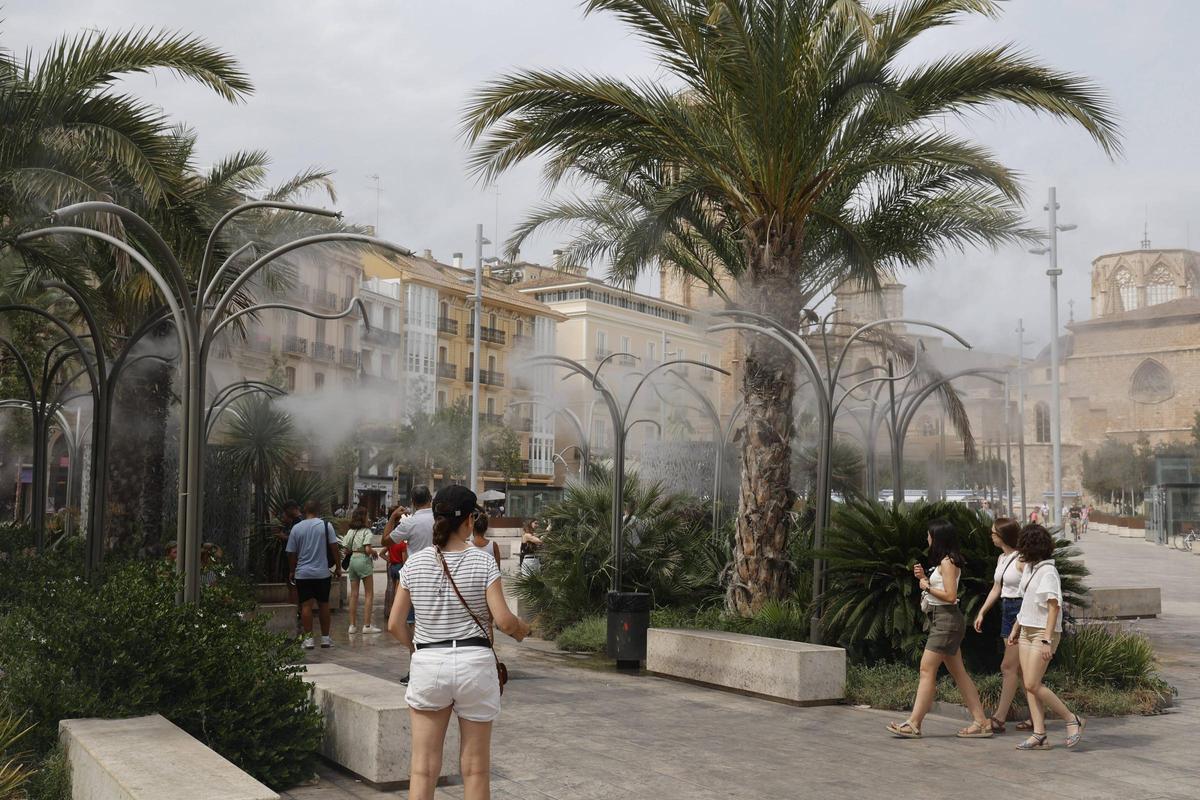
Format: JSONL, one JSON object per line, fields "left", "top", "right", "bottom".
{"left": 320, "top": 636, "right": 335, "bottom": 649}
{"left": 362, "top": 625, "right": 382, "bottom": 634}
{"left": 347, "top": 625, "right": 359, "bottom": 634}
{"left": 302, "top": 637, "right": 315, "bottom": 650}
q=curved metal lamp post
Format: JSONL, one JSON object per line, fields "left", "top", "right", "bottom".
{"left": 20, "top": 200, "right": 415, "bottom": 602}
{"left": 707, "top": 309, "right": 972, "bottom": 643}
{"left": 524, "top": 353, "right": 728, "bottom": 597}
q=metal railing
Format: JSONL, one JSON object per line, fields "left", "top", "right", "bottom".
{"left": 364, "top": 328, "right": 404, "bottom": 347}
{"left": 465, "top": 368, "right": 505, "bottom": 387}
{"left": 512, "top": 333, "right": 532, "bottom": 349}
{"left": 340, "top": 348, "right": 360, "bottom": 368}
{"left": 480, "top": 326, "right": 506, "bottom": 345}
{"left": 312, "top": 288, "right": 338, "bottom": 308}
{"left": 312, "top": 342, "right": 336, "bottom": 361}
{"left": 282, "top": 335, "right": 308, "bottom": 355}
{"left": 437, "top": 362, "right": 457, "bottom": 379}
{"left": 437, "top": 317, "right": 458, "bottom": 335}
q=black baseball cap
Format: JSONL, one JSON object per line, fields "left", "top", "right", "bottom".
{"left": 432, "top": 485, "right": 483, "bottom": 521}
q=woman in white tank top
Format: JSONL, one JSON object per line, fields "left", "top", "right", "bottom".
{"left": 972, "top": 518, "right": 1027, "bottom": 733}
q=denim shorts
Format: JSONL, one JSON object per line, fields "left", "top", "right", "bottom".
{"left": 1000, "top": 597, "right": 1021, "bottom": 638}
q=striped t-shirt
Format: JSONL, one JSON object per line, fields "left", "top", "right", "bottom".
{"left": 399, "top": 546, "right": 501, "bottom": 643}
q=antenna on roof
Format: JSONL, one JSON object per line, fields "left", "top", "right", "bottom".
{"left": 1140, "top": 205, "right": 1151, "bottom": 249}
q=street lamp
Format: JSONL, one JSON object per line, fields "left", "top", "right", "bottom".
{"left": 1028, "top": 186, "right": 1075, "bottom": 528}
{"left": 469, "top": 224, "right": 490, "bottom": 492}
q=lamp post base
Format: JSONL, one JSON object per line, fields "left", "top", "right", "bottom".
{"left": 606, "top": 591, "right": 650, "bottom": 668}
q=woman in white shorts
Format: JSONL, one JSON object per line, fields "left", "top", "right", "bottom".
{"left": 388, "top": 485, "right": 530, "bottom": 799}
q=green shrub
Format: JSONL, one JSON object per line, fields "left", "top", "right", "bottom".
{"left": 0, "top": 560, "right": 321, "bottom": 790}
{"left": 0, "top": 712, "right": 34, "bottom": 800}
{"left": 514, "top": 469, "right": 727, "bottom": 634}
{"left": 847, "top": 655, "right": 1173, "bottom": 717}
{"left": 1056, "top": 623, "right": 1159, "bottom": 688}
{"left": 819, "top": 500, "right": 1088, "bottom": 669}
{"left": 555, "top": 616, "right": 608, "bottom": 653}
{"left": 23, "top": 747, "right": 69, "bottom": 800}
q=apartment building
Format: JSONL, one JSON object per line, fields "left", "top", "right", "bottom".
{"left": 516, "top": 271, "right": 727, "bottom": 482}
{"left": 360, "top": 250, "right": 565, "bottom": 493}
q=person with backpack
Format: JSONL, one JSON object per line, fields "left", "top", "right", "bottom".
{"left": 1008, "top": 524, "right": 1086, "bottom": 750}
{"left": 388, "top": 485, "right": 530, "bottom": 799}
{"left": 286, "top": 499, "right": 341, "bottom": 649}
{"left": 342, "top": 505, "right": 381, "bottom": 634}
{"left": 887, "top": 518, "right": 993, "bottom": 740}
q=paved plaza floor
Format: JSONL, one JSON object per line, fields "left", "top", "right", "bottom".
{"left": 283, "top": 533, "right": 1199, "bottom": 800}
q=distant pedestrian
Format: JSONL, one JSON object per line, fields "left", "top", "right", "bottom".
{"left": 342, "top": 505, "right": 380, "bottom": 634}
{"left": 974, "top": 517, "right": 1027, "bottom": 733}
{"left": 888, "top": 518, "right": 993, "bottom": 740}
{"left": 287, "top": 499, "right": 341, "bottom": 649}
{"left": 1009, "top": 524, "right": 1085, "bottom": 750}
{"left": 519, "top": 519, "right": 543, "bottom": 574}
{"left": 388, "top": 485, "right": 530, "bottom": 799}
{"left": 471, "top": 512, "right": 502, "bottom": 568}
{"left": 387, "top": 485, "right": 434, "bottom": 684}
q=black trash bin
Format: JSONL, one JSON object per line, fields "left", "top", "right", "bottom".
{"left": 606, "top": 591, "right": 651, "bottom": 669}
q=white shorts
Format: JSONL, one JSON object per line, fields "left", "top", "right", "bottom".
{"left": 405, "top": 645, "right": 501, "bottom": 722}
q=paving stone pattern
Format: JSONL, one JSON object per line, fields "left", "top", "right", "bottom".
{"left": 283, "top": 533, "right": 1199, "bottom": 799}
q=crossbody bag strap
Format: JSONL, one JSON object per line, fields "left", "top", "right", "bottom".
{"left": 437, "top": 547, "right": 495, "bottom": 647}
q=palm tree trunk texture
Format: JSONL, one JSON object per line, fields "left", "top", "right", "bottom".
{"left": 728, "top": 276, "right": 801, "bottom": 615}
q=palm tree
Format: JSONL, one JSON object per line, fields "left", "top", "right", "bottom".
{"left": 463, "top": 0, "right": 1119, "bottom": 613}
{"left": 220, "top": 394, "right": 298, "bottom": 534}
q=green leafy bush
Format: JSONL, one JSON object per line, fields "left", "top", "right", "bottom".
{"left": 555, "top": 616, "right": 608, "bottom": 653}
{"left": 1056, "top": 623, "right": 1159, "bottom": 688}
{"left": 0, "top": 560, "right": 321, "bottom": 790}
{"left": 22, "top": 747, "right": 68, "bottom": 800}
{"left": 514, "top": 469, "right": 726, "bottom": 634}
{"left": 819, "top": 500, "right": 1088, "bottom": 669}
{"left": 1, "top": 712, "right": 34, "bottom": 800}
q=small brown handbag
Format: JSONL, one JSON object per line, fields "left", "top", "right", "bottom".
{"left": 437, "top": 548, "right": 509, "bottom": 695}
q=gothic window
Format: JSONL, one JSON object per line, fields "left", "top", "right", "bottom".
{"left": 1146, "top": 265, "right": 1176, "bottom": 306}
{"left": 1113, "top": 267, "right": 1136, "bottom": 311}
{"left": 1035, "top": 402, "right": 1051, "bottom": 443}
{"left": 1130, "top": 359, "right": 1173, "bottom": 404}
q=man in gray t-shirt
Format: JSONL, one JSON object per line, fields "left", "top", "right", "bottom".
{"left": 384, "top": 484, "right": 433, "bottom": 684}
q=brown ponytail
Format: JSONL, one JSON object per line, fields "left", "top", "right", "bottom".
{"left": 432, "top": 515, "right": 457, "bottom": 548}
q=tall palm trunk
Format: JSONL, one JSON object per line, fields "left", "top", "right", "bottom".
{"left": 728, "top": 269, "right": 802, "bottom": 614}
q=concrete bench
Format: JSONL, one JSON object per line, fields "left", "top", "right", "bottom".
{"left": 59, "top": 715, "right": 277, "bottom": 800}
{"left": 1080, "top": 587, "right": 1162, "bottom": 619}
{"left": 646, "top": 628, "right": 845, "bottom": 704}
{"left": 301, "top": 663, "right": 458, "bottom": 784}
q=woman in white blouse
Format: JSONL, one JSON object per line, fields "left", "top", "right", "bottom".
{"left": 973, "top": 517, "right": 1025, "bottom": 733}
{"left": 1007, "top": 524, "right": 1085, "bottom": 750}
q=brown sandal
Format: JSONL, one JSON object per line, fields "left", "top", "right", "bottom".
{"left": 1015, "top": 719, "right": 1034, "bottom": 731}
{"left": 887, "top": 721, "right": 921, "bottom": 738}
{"left": 957, "top": 721, "right": 995, "bottom": 739}
{"left": 987, "top": 716, "right": 1006, "bottom": 734}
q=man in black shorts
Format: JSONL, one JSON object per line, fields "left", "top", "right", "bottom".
{"left": 286, "top": 499, "right": 341, "bottom": 649}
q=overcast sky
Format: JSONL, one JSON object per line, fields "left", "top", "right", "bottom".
{"left": 12, "top": 1, "right": 1200, "bottom": 353}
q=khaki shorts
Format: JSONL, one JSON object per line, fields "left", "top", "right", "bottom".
{"left": 925, "top": 605, "right": 965, "bottom": 656}
{"left": 1019, "top": 626, "right": 1061, "bottom": 654}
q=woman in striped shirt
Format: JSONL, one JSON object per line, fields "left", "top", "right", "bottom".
{"left": 388, "top": 485, "right": 530, "bottom": 799}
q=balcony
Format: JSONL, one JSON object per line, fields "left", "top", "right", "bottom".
{"left": 437, "top": 316, "right": 459, "bottom": 336}
{"left": 361, "top": 373, "right": 396, "bottom": 389}
{"left": 595, "top": 348, "right": 612, "bottom": 361}
{"left": 282, "top": 335, "right": 308, "bottom": 355}
{"left": 363, "top": 328, "right": 404, "bottom": 348}
{"left": 340, "top": 348, "right": 360, "bottom": 368}
{"left": 312, "top": 342, "right": 336, "bottom": 361}
{"left": 480, "top": 326, "right": 506, "bottom": 345}
{"left": 618, "top": 354, "right": 638, "bottom": 367}
{"left": 436, "top": 362, "right": 457, "bottom": 380}
{"left": 481, "top": 412, "right": 505, "bottom": 427}
{"left": 512, "top": 333, "right": 532, "bottom": 349}
{"left": 272, "top": 282, "right": 310, "bottom": 303}
{"left": 313, "top": 287, "right": 338, "bottom": 309}
{"left": 465, "top": 368, "right": 505, "bottom": 387}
